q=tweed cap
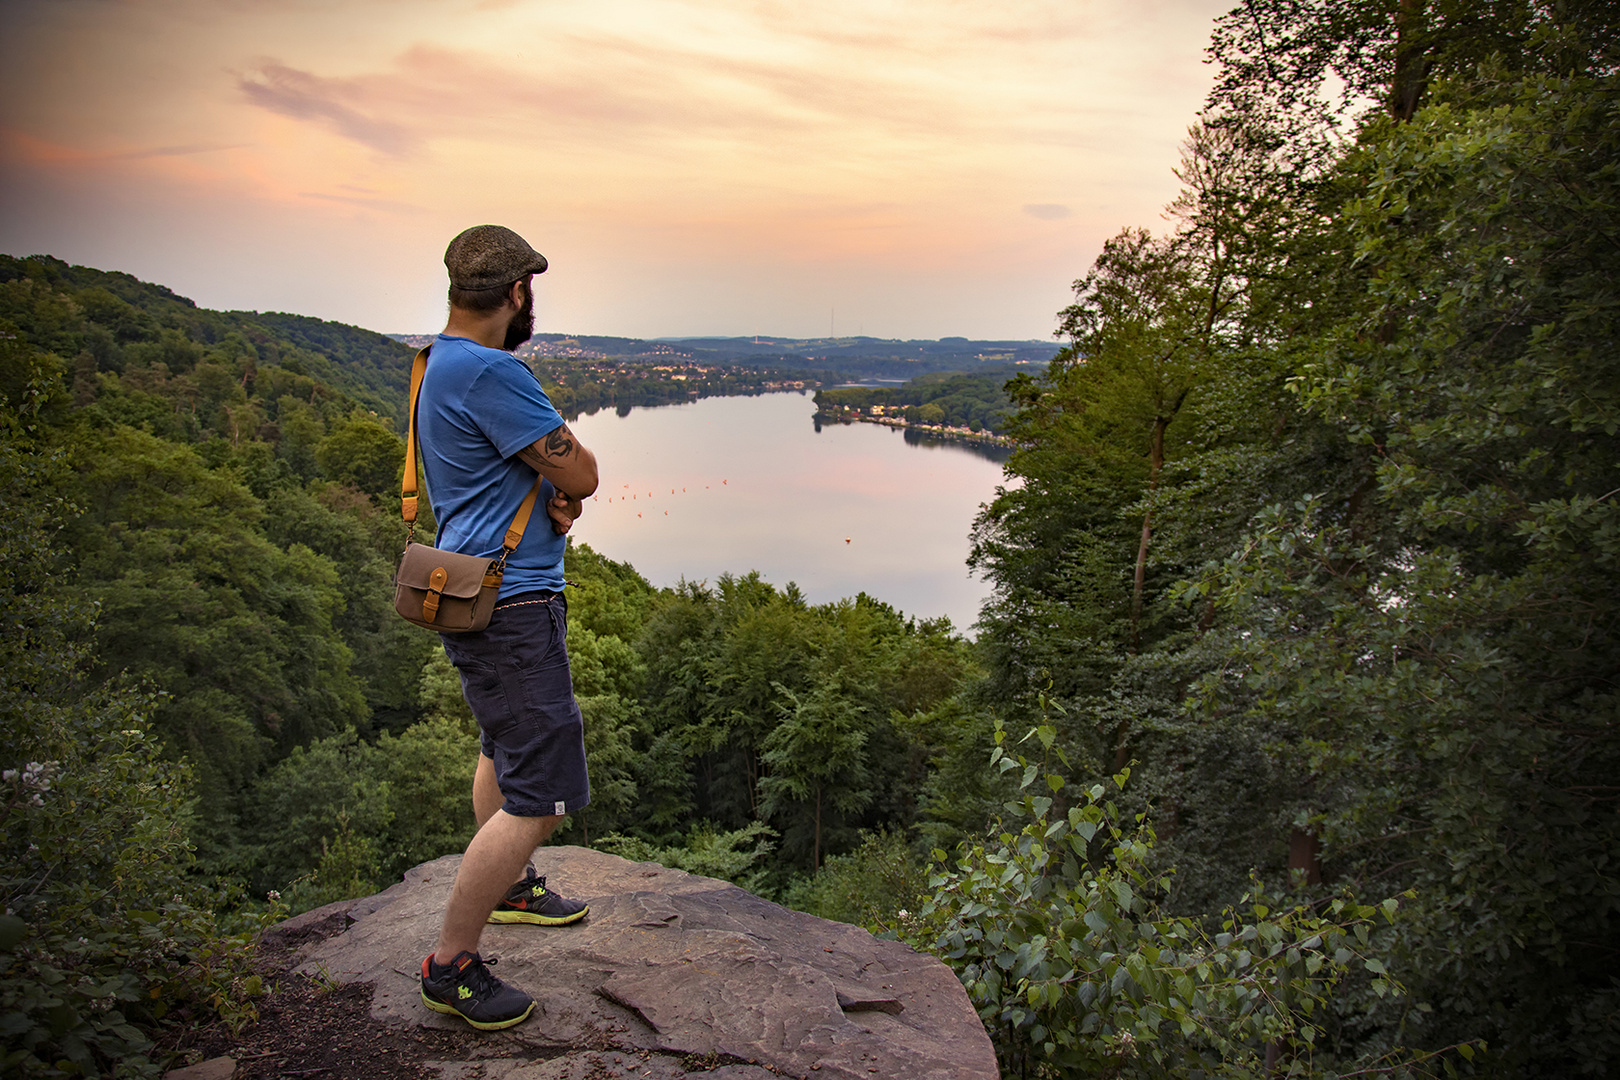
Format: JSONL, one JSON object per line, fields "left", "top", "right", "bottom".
{"left": 444, "top": 225, "right": 548, "bottom": 290}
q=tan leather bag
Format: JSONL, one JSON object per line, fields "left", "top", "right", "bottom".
{"left": 393, "top": 346, "right": 541, "bottom": 633}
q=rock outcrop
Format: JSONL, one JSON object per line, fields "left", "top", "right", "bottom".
{"left": 271, "top": 847, "right": 999, "bottom": 1079}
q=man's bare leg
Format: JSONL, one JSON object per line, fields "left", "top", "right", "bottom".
{"left": 474, "top": 753, "right": 547, "bottom": 891}
{"left": 473, "top": 753, "right": 504, "bottom": 829}
{"left": 434, "top": 806, "right": 564, "bottom": 963}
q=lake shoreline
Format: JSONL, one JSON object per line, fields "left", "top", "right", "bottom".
{"left": 813, "top": 410, "right": 1016, "bottom": 453}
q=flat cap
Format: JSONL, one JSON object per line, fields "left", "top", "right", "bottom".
{"left": 444, "top": 225, "right": 548, "bottom": 290}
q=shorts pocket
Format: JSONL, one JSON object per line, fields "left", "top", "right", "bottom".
{"left": 444, "top": 649, "right": 519, "bottom": 740}
{"left": 500, "top": 612, "right": 561, "bottom": 673}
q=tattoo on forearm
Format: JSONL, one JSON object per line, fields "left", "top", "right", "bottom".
{"left": 542, "top": 426, "right": 575, "bottom": 460}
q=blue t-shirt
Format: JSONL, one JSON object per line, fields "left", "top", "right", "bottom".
{"left": 417, "top": 334, "right": 566, "bottom": 597}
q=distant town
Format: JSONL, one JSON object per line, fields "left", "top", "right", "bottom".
{"left": 390, "top": 331, "right": 1052, "bottom": 377}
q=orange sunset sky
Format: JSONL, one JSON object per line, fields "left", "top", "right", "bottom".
{"left": 0, "top": 0, "right": 1230, "bottom": 340}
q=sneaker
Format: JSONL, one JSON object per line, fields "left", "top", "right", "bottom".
{"left": 420, "top": 951, "right": 534, "bottom": 1031}
{"left": 487, "top": 869, "right": 589, "bottom": 926}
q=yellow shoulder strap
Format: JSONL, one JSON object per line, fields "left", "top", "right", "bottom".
{"left": 401, "top": 347, "right": 429, "bottom": 526}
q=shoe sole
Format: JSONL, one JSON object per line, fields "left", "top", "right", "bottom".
{"left": 486, "top": 905, "right": 589, "bottom": 926}
{"left": 420, "top": 989, "right": 535, "bottom": 1030}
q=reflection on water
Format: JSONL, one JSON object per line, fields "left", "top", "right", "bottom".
{"left": 566, "top": 392, "right": 1006, "bottom": 634}
{"left": 811, "top": 415, "right": 1014, "bottom": 464}
{"left": 898, "top": 425, "right": 1015, "bottom": 463}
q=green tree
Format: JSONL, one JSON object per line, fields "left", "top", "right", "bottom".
{"left": 633, "top": 574, "right": 974, "bottom": 879}
{"left": 963, "top": 3, "right": 1620, "bottom": 1071}
{"left": 0, "top": 353, "right": 265, "bottom": 1076}
{"left": 70, "top": 426, "right": 368, "bottom": 820}
{"left": 570, "top": 691, "right": 643, "bottom": 845}
{"left": 248, "top": 728, "right": 393, "bottom": 901}
{"left": 247, "top": 712, "right": 480, "bottom": 908}
{"left": 316, "top": 410, "right": 405, "bottom": 496}
{"left": 760, "top": 673, "right": 875, "bottom": 871}
{"left": 1199, "top": 66, "right": 1620, "bottom": 1072}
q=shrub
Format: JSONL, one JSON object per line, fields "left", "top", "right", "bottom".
{"left": 596, "top": 822, "right": 777, "bottom": 894}
{"left": 779, "top": 830, "right": 930, "bottom": 933}
{"left": 911, "top": 719, "right": 1480, "bottom": 1079}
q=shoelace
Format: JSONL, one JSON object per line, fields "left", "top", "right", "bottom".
{"left": 459, "top": 955, "right": 502, "bottom": 997}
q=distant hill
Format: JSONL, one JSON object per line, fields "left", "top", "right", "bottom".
{"left": 3, "top": 255, "right": 416, "bottom": 425}
{"left": 390, "top": 332, "right": 1054, "bottom": 379}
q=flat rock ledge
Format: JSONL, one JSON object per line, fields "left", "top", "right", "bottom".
{"left": 269, "top": 846, "right": 999, "bottom": 1080}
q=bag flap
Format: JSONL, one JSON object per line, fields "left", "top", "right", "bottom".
{"left": 396, "top": 543, "right": 495, "bottom": 600}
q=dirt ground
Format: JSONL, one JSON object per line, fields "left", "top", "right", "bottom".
{"left": 157, "top": 911, "right": 494, "bottom": 1080}
{"left": 155, "top": 911, "right": 769, "bottom": 1080}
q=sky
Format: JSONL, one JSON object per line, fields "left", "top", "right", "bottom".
{"left": 0, "top": 0, "right": 1231, "bottom": 340}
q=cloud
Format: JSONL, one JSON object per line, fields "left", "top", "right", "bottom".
{"left": 230, "top": 10, "right": 1118, "bottom": 173}
{"left": 117, "top": 142, "right": 247, "bottom": 160}
{"left": 1023, "top": 203, "right": 1071, "bottom": 220}
{"left": 2, "top": 130, "right": 244, "bottom": 166}
{"left": 238, "top": 63, "right": 422, "bottom": 157}
{"left": 731, "top": 0, "right": 1100, "bottom": 54}
{"left": 298, "top": 190, "right": 419, "bottom": 213}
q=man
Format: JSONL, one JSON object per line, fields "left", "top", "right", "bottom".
{"left": 415, "top": 225, "right": 600, "bottom": 1031}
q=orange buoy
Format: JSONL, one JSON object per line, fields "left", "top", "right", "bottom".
{"left": 845, "top": 537, "right": 852, "bottom": 544}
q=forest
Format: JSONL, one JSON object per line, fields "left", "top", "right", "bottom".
{"left": 3, "top": 1, "right": 1618, "bottom": 1077}
{"left": 812, "top": 368, "right": 1018, "bottom": 434}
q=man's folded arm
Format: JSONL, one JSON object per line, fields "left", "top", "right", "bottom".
{"left": 516, "top": 423, "right": 599, "bottom": 499}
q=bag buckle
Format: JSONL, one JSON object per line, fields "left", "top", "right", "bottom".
{"left": 422, "top": 565, "right": 447, "bottom": 623}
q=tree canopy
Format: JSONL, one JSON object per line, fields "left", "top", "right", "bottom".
{"left": 960, "top": 1, "right": 1619, "bottom": 1073}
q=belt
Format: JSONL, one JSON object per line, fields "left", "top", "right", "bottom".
{"left": 494, "top": 589, "right": 561, "bottom": 609}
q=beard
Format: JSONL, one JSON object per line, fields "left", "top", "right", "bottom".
{"left": 502, "top": 280, "right": 535, "bottom": 351}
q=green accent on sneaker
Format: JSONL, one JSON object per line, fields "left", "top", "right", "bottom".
{"left": 487, "top": 869, "right": 589, "bottom": 926}
{"left": 486, "top": 905, "right": 589, "bottom": 926}
{"left": 420, "top": 988, "right": 534, "bottom": 1031}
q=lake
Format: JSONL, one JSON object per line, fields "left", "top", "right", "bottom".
{"left": 565, "top": 392, "right": 1010, "bottom": 634}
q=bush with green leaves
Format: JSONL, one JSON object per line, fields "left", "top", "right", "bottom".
{"left": 914, "top": 720, "right": 1480, "bottom": 1079}
{"left": 777, "top": 830, "right": 931, "bottom": 932}
{"left": 595, "top": 822, "right": 778, "bottom": 895}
